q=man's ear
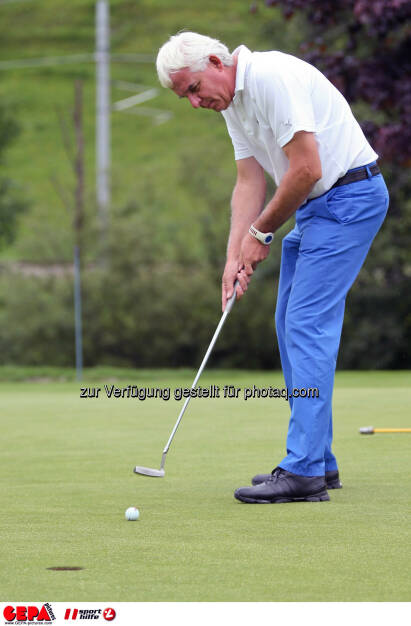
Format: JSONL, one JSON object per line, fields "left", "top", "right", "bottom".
{"left": 209, "top": 55, "right": 223, "bottom": 70}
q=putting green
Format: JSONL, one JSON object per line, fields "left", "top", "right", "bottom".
{"left": 1, "top": 370, "right": 410, "bottom": 601}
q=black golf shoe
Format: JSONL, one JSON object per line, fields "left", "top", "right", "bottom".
{"left": 234, "top": 467, "right": 330, "bottom": 503}
{"left": 252, "top": 468, "right": 342, "bottom": 490}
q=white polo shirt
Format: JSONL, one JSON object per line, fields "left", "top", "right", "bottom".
{"left": 221, "top": 46, "right": 378, "bottom": 198}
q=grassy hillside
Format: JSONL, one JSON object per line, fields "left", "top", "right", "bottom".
{"left": 0, "top": 0, "right": 301, "bottom": 262}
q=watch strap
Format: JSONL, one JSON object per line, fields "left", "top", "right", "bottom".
{"left": 249, "top": 224, "right": 274, "bottom": 245}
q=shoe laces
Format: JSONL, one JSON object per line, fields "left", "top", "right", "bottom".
{"left": 267, "top": 467, "right": 283, "bottom": 482}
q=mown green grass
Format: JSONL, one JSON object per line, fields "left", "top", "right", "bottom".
{"left": 1, "top": 370, "right": 410, "bottom": 601}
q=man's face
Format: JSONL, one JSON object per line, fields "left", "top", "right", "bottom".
{"left": 171, "top": 56, "right": 235, "bottom": 112}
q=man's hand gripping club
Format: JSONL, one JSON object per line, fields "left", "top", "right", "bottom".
{"left": 222, "top": 232, "right": 270, "bottom": 311}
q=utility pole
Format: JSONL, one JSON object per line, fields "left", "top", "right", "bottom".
{"left": 95, "top": 0, "right": 110, "bottom": 238}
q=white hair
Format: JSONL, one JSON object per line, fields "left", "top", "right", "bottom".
{"left": 156, "top": 31, "right": 233, "bottom": 88}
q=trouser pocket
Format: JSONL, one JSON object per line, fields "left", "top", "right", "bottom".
{"left": 325, "top": 175, "right": 389, "bottom": 224}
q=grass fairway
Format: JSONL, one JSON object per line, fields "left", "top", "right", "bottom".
{"left": 1, "top": 370, "right": 410, "bottom": 602}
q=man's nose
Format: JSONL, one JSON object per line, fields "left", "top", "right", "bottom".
{"left": 187, "top": 93, "right": 201, "bottom": 108}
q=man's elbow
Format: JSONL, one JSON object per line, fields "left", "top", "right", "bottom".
{"left": 296, "top": 162, "right": 322, "bottom": 187}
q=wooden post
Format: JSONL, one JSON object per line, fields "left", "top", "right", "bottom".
{"left": 73, "top": 80, "right": 84, "bottom": 381}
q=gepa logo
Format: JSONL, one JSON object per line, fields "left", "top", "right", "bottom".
{"left": 3, "top": 604, "right": 55, "bottom": 623}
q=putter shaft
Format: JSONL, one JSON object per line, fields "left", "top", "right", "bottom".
{"left": 134, "top": 281, "right": 239, "bottom": 477}
{"left": 162, "top": 287, "right": 237, "bottom": 459}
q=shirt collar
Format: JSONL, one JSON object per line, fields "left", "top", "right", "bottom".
{"left": 232, "top": 45, "right": 252, "bottom": 96}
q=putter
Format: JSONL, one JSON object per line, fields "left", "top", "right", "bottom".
{"left": 359, "top": 426, "right": 411, "bottom": 435}
{"left": 133, "top": 281, "right": 239, "bottom": 478}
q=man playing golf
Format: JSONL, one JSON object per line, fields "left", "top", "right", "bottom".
{"left": 156, "top": 32, "right": 389, "bottom": 503}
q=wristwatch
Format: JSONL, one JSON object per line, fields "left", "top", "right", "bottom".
{"left": 248, "top": 224, "right": 274, "bottom": 245}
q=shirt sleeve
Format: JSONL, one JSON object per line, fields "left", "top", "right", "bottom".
{"left": 221, "top": 111, "right": 253, "bottom": 161}
{"left": 251, "top": 59, "right": 317, "bottom": 148}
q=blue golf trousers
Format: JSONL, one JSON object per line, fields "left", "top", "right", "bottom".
{"left": 276, "top": 166, "right": 389, "bottom": 476}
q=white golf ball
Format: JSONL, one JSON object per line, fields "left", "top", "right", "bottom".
{"left": 125, "top": 506, "right": 140, "bottom": 521}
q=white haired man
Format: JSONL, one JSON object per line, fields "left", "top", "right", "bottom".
{"left": 156, "top": 32, "right": 389, "bottom": 504}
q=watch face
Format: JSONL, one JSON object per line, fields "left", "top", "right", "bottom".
{"left": 264, "top": 234, "right": 273, "bottom": 244}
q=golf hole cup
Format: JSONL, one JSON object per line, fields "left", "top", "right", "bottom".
{"left": 125, "top": 507, "right": 140, "bottom": 521}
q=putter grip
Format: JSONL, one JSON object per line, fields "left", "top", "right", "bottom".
{"left": 225, "top": 280, "right": 239, "bottom": 314}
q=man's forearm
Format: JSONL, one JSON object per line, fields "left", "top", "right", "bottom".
{"left": 253, "top": 165, "right": 319, "bottom": 234}
{"left": 227, "top": 180, "right": 266, "bottom": 261}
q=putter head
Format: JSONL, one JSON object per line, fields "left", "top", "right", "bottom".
{"left": 133, "top": 465, "right": 165, "bottom": 477}
{"left": 359, "top": 426, "right": 374, "bottom": 435}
